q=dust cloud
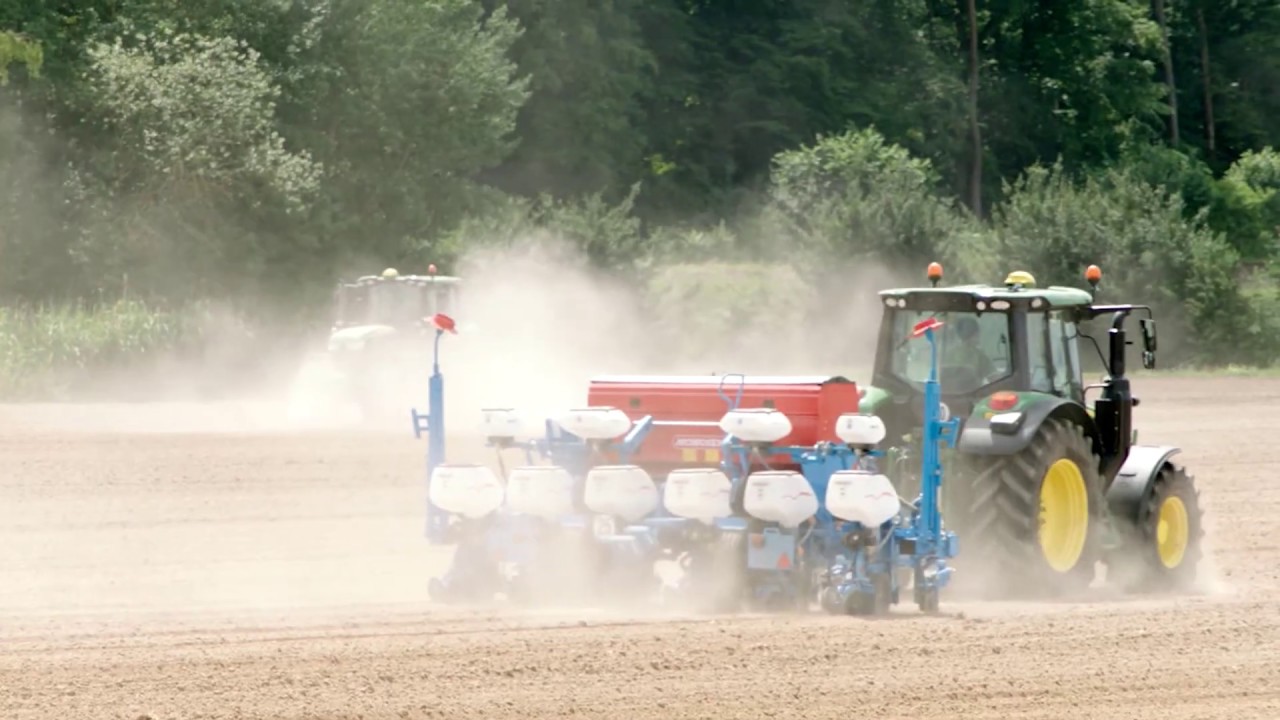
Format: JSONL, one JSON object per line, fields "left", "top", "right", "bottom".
{"left": 275, "top": 232, "right": 904, "bottom": 438}
{"left": 441, "top": 237, "right": 658, "bottom": 436}
{"left": 433, "top": 237, "right": 908, "bottom": 435}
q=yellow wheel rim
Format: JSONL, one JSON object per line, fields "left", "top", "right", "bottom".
{"left": 1156, "top": 496, "right": 1189, "bottom": 569}
{"left": 1038, "top": 459, "right": 1090, "bottom": 572}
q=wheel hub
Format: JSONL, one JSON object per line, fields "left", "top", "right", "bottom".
{"left": 1038, "top": 458, "right": 1089, "bottom": 572}
{"left": 1156, "top": 495, "right": 1189, "bottom": 568}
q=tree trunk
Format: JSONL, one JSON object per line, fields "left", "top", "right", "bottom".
{"left": 1153, "top": 0, "right": 1179, "bottom": 145}
{"left": 1197, "top": 6, "right": 1216, "bottom": 153}
{"left": 966, "top": 0, "right": 982, "bottom": 215}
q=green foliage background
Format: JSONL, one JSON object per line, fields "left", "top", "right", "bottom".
{"left": 2, "top": 0, "right": 1280, "bottom": 395}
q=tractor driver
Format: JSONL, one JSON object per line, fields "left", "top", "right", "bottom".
{"left": 947, "top": 315, "right": 997, "bottom": 381}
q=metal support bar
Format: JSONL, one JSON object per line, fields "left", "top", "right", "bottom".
{"left": 419, "top": 327, "right": 448, "bottom": 544}
{"left": 917, "top": 326, "right": 958, "bottom": 548}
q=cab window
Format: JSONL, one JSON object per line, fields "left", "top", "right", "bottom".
{"left": 890, "top": 310, "right": 1012, "bottom": 394}
{"left": 1028, "top": 310, "right": 1082, "bottom": 400}
{"left": 1027, "top": 312, "right": 1052, "bottom": 392}
{"left": 1053, "top": 311, "right": 1083, "bottom": 401}
{"left": 334, "top": 285, "right": 369, "bottom": 326}
{"left": 434, "top": 285, "right": 457, "bottom": 315}
{"left": 370, "top": 282, "right": 424, "bottom": 326}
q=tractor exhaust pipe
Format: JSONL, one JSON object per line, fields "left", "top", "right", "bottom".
{"left": 1096, "top": 309, "right": 1134, "bottom": 480}
{"left": 1108, "top": 310, "right": 1128, "bottom": 379}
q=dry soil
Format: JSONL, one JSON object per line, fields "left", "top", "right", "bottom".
{"left": 1, "top": 376, "right": 1278, "bottom": 719}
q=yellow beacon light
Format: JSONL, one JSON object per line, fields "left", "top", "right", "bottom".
{"left": 1004, "top": 270, "right": 1036, "bottom": 288}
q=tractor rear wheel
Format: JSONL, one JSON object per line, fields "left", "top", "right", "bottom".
{"left": 954, "top": 417, "right": 1104, "bottom": 599}
{"left": 1108, "top": 463, "right": 1204, "bottom": 593}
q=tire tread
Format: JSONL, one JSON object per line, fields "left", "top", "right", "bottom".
{"left": 955, "top": 418, "right": 1103, "bottom": 599}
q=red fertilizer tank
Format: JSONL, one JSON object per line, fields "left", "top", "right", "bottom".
{"left": 585, "top": 374, "right": 861, "bottom": 474}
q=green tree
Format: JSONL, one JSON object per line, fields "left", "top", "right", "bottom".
{"left": 475, "top": 0, "right": 655, "bottom": 202}
{"left": 991, "top": 160, "right": 1247, "bottom": 364}
{"left": 765, "top": 127, "right": 976, "bottom": 272}
{"left": 935, "top": 0, "right": 1167, "bottom": 210}
{"left": 88, "top": 33, "right": 320, "bottom": 211}
{"left": 1210, "top": 147, "right": 1280, "bottom": 263}
{"left": 80, "top": 31, "right": 321, "bottom": 298}
{"left": 276, "top": 0, "right": 529, "bottom": 269}
{"left": 1166, "top": 0, "right": 1280, "bottom": 166}
{"left": 637, "top": 0, "right": 966, "bottom": 222}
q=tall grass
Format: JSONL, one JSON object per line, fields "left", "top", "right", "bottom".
{"left": 0, "top": 299, "right": 197, "bottom": 399}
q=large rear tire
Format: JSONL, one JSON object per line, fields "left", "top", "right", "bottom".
{"left": 952, "top": 417, "right": 1104, "bottom": 599}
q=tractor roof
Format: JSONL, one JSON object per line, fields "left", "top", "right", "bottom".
{"left": 878, "top": 284, "right": 1093, "bottom": 307}
{"left": 879, "top": 269, "right": 1096, "bottom": 310}
{"left": 349, "top": 273, "right": 461, "bottom": 287}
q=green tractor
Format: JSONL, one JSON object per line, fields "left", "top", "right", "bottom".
{"left": 289, "top": 266, "right": 462, "bottom": 425}
{"left": 859, "top": 264, "right": 1203, "bottom": 599}
{"left": 328, "top": 267, "right": 461, "bottom": 350}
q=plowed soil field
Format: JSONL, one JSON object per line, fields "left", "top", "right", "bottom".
{"left": 2, "top": 376, "right": 1278, "bottom": 719}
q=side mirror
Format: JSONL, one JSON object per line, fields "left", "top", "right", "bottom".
{"left": 1139, "top": 318, "right": 1157, "bottom": 353}
{"left": 1139, "top": 319, "right": 1157, "bottom": 370}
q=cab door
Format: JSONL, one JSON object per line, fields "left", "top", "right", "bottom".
{"left": 1027, "top": 309, "right": 1085, "bottom": 404}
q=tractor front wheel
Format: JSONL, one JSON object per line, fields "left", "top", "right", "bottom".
{"left": 954, "top": 417, "right": 1104, "bottom": 599}
{"left": 1108, "top": 463, "right": 1204, "bottom": 594}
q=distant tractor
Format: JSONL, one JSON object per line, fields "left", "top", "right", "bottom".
{"left": 859, "top": 264, "right": 1203, "bottom": 598}
{"left": 328, "top": 266, "right": 461, "bottom": 347}
{"left": 290, "top": 266, "right": 462, "bottom": 425}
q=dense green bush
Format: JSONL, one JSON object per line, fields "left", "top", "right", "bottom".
{"left": 1210, "top": 149, "right": 1280, "bottom": 263}
{"left": 764, "top": 128, "right": 978, "bottom": 271}
{"left": 438, "top": 184, "right": 647, "bottom": 273}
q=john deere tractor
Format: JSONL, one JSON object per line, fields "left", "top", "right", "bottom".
{"left": 858, "top": 264, "right": 1203, "bottom": 599}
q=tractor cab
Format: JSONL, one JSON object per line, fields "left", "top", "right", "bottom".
{"left": 867, "top": 268, "right": 1098, "bottom": 432}
{"left": 332, "top": 266, "right": 461, "bottom": 332}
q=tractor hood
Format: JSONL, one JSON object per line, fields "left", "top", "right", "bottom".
{"left": 327, "top": 324, "right": 397, "bottom": 351}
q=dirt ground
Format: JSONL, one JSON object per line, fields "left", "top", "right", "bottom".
{"left": 2, "top": 375, "right": 1278, "bottom": 720}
